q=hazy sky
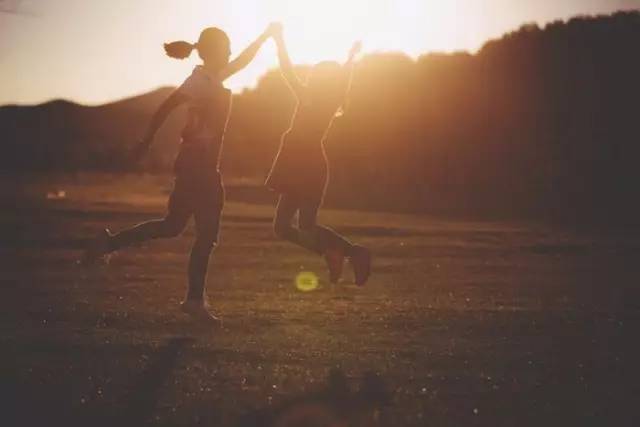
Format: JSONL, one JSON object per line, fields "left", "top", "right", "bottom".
{"left": 1, "top": 0, "right": 638, "bottom": 106}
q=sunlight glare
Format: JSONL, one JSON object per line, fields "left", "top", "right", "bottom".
{"left": 296, "top": 271, "right": 319, "bottom": 292}
{"left": 190, "top": 0, "right": 486, "bottom": 92}
{"left": 254, "top": 0, "right": 467, "bottom": 62}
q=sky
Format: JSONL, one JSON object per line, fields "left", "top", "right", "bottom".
{"left": 1, "top": 0, "right": 639, "bottom": 106}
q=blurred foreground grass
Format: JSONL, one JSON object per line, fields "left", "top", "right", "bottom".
{"left": 1, "top": 174, "right": 639, "bottom": 426}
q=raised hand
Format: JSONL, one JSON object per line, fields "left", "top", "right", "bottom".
{"left": 268, "top": 22, "right": 284, "bottom": 41}
{"left": 220, "top": 24, "right": 280, "bottom": 80}
{"left": 348, "top": 41, "right": 363, "bottom": 61}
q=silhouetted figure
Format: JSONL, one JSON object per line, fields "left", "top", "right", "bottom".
{"left": 82, "top": 24, "right": 279, "bottom": 323}
{"left": 266, "top": 24, "right": 371, "bottom": 286}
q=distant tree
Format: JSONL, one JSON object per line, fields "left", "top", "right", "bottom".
{"left": 3, "top": 12, "right": 640, "bottom": 223}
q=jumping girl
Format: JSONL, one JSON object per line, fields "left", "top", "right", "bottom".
{"left": 83, "top": 24, "right": 278, "bottom": 323}
{"left": 266, "top": 24, "right": 371, "bottom": 286}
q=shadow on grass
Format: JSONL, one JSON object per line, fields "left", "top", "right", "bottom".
{"left": 235, "top": 368, "right": 393, "bottom": 427}
{"left": 114, "top": 336, "right": 195, "bottom": 426}
{"left": 1, "top": 337, "right": 196, "bottom": 427}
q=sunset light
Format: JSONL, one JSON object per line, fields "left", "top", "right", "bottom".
{"left": 1, "top": 0, "right": 638, "bottom": 105}
{"left": 3, "top": 0, "right": 640, "bottom": 425}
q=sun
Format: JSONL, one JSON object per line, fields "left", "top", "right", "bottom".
{"left": 258, "top": 0, "right": 384, "bottom": 62}
{"left": 216, "top": 0, "right": 468, "bottom": 92}
{"left": 255, "top": 0, "right": 464, "bottom": 61}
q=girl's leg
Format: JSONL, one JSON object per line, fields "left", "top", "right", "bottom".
{"left": 108, "top": 178, "right": 192, "bottom": 252}
{"left": 185, "top": 184, "right": 224, "bottom": 302}
{"left": 298, "top": 200, "right": 355, "bottom": 256}
{"left": 273, "top": 195, "right": 320, "bottom": 253}
{"left": 274, "top": 194, "right": 365, "bottom": 284}
{"left": 108, "top": 213, "right": 189, "bottom": 252}
{"left": 274, "top": 194, "right": 354, "bottom": 255}
{"left": 299, "top": 201, "right": 370, "bottom": 286}
{"left": 297, "top": 199, "right": 356, "bottom": 284}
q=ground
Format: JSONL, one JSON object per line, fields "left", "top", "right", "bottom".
{"left": 1, "top": 174, "right": 639, "bottom": 426}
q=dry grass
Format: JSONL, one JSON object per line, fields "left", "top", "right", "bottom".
{"left": 1, "top": 174, "right": 639, "bottom": 426}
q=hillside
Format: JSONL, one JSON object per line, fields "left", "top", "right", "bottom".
{"left": 3, "top": 11, "right": 640, "bottom": 223}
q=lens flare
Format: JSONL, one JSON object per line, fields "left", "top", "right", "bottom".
{"left": 295, "top": 271, "right": 319, "bottom": 292}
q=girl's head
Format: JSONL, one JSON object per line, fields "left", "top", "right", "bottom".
{"left": 164, "top": 27, "right": 231, "bottom": 70}
{"left": 306, "top": 61, "right": 346, "bottom": 113}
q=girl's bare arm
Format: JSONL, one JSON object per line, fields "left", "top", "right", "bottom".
{"left": 131, "top": 90, "right": 188, "bottom": 161}
{"left": 273, "top": 25, "right": 305, "bottom": 98}
{"left": 339, "top": 41, "right": 362, "bottom": 111}
{"left": 219, "top": 24, "right": 276, "bottom": 81}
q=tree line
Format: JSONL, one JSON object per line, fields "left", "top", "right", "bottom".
{"left": 3, "top": 11, "right": 639, "bottom": 223}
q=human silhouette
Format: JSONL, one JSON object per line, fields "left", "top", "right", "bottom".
{"left": 266, "top": 24, "right": 371, "bottom": 286}
{"left": 82, "top": 24, "right": 279, "bottom": 323}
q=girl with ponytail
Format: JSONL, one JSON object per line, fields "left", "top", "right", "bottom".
{"left": 83, "top": 23, "right": 279, "bottom": 324}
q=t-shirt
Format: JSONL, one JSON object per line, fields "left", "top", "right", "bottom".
{"left": 177, "top": 65, "right": 232, "bottom": 142}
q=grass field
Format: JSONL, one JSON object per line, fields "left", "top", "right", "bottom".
{"left": 1, "top": 174, "right": 639, "bottom": 426}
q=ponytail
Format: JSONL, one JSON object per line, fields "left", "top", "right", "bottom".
{"left": 163, "top": 41, "right": 196, "bottom": 60}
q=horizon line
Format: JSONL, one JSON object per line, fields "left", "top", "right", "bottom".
{"left": 2, "top": 8, "right": 638, "bottom": 108}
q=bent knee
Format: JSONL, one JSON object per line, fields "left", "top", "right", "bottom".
{"left": 193, "top": 238, "right": 217, "bottom": 255}
{"left": 298, "top": 221, "right": 315, "bottom": 233}
{"left": 159, "top": 217, "right": 187, "bottom": 238}
{"left": 273, "top": 220, "right": 292, "bottom": 239}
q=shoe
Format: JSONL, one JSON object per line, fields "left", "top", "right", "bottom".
{"left": 349, "top": 245, "right": 371, "bottom": 286}
{"left": 80, "top": 229, "right": 111, "bottom": 265}
{"left": 324, "top": 248, "right": 345, "bottom": 284}
{"left": 180, "top": 299, "right": 222, "bottom": 325}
